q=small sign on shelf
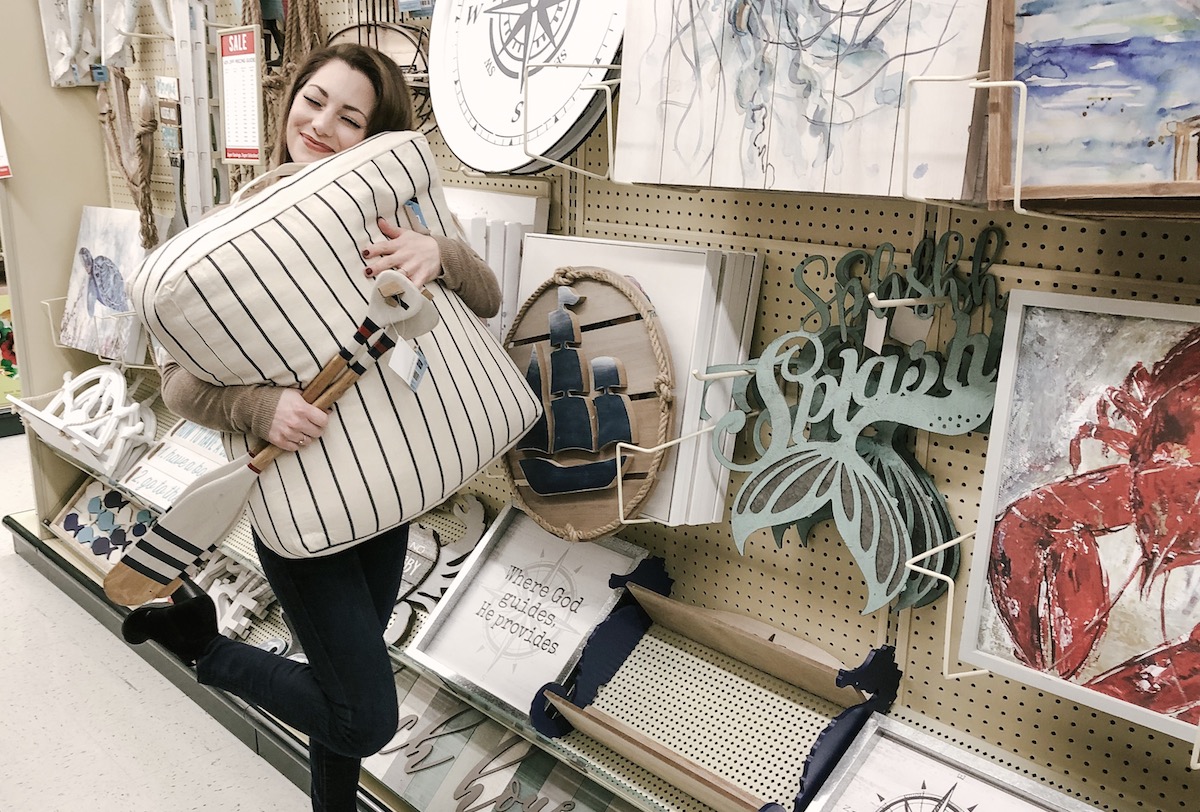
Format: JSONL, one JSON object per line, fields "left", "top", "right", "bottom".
{"left": 217, "top": 25, "right": 264, "bottom": 165}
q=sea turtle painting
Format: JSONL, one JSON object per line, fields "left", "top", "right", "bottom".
{"left": 59, "top": 207, "right": 147, "bottom": 361}
{"left": 79, "top": 247, "right": 130, "bottom": 316}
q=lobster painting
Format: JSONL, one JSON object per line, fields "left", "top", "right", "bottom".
{"left": 983, "top": 301, "right": 1200, "bottom": 727}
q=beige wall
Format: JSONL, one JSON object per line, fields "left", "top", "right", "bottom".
{"left": 0, "top": 2, "right": 112, "bottom": 518}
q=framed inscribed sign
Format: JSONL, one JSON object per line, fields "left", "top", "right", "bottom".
{"left": 406, "top": 504, "right": 647, "bottom": 722}
{"left": 962, "top": 290, "right": 1200, "bottom": 742}
{"left": 806, "top": 713, "right": 1094, "bottom": 811}
{"left": 217, "top": 25, "right": 264, "bottom": 164}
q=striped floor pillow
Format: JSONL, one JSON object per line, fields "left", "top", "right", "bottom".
{"left": 128, "top": 131, "right": 541, "bottom": 558}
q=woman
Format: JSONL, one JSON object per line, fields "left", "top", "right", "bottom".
{"left": 121, "top": 43, "right": 500, "bottom": 812}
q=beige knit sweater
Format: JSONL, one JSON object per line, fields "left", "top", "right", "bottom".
{"left": 158, "top": 233, "right": 501, "bottom": 440}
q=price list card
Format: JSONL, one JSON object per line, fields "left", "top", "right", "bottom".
{"left": 219, "top": 26, "right": 263, "bottom": 164}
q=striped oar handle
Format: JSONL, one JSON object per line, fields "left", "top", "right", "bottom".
{"left": 312, "top": 332, "right": 397, "bottom": 411}
{"left": 304, "top": 317, "right": 384, "bottom": 399}
{"left": 247, "top": 332, "right": 397, "bottom": 473}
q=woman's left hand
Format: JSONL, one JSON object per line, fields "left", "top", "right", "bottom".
{"left": 362, "top": 217, "right": 442, "bottom": 286}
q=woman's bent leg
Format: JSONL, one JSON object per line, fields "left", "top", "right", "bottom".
{"left": 195, "top": 527, "right": 408, "bottom": 810}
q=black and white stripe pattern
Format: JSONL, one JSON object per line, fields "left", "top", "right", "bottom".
{"left": 129, "top": 132, "right": 542, "bottom": 558}
{"left": 120, "top": 522, "right": 208, "bottom": 585}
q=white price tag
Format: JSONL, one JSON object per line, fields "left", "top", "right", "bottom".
{"left": 388, "top": 340, "right": 428, "bottom": 391}
{"left": 864, "top": 308, "right": 888, "bottom": 354}
{"left": 889, "top": 306, "right": 934, "bottom": 346}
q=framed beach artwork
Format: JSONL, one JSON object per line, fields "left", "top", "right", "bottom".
{"left": 989, "top": 0, "right": 1200, "bottom": 204}
{"left": 406, "top": 504, "right": 647, "bottom": 723}
{"left": 962, "top": 290, "right": 1200, "bottom": 742}
{"left": 59, "top": 207, "right": 150, "bottom": 364}
{"left": 614, "top": 0, "right": 990, "bottom": 200}
{"left": 806, "top": 713, "right": 1095, "bottom": 811}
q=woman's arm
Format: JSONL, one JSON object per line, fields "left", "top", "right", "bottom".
{"left": 362, "top": 218, "right": 501, "bottom": 319}
{"left": 432, "top": 234, "right": 501, "bottom": 318}
{"left": 159, "top": 362, "right": 326, "bottom": 452}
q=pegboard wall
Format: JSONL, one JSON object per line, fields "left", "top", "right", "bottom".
{"left": 93, "top": 3, "right": 1200, "bottom": 811}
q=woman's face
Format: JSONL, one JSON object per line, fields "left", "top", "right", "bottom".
{"left": 285, "top": 59, "right": 376, "bottom": 163}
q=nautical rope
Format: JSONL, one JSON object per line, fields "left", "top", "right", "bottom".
{"left": 503, "top": 266, "right": 676, "bottom": 540}
{"left": 97, "top": 68, "right": 159, "bottom": 249}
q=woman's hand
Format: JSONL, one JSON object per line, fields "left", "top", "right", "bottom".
{"left": 267, "top": 388, "right": 329, "bottom": 451}
{"left": 362, "top": 217, "right": 442, "bottom": 286}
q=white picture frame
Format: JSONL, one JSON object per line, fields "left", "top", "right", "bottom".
{"left": 961, "top": 290, "right": 1200, "bottom": 742}
{"left": 406, "top": 504, "right": 648, "bottom": 722}
{"left": 807, "top": 713, "right": 1096, "bottom": 811}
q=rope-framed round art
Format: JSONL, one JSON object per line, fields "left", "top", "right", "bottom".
{"left": 502, "top": 266, "right": 675, "bottom": 541}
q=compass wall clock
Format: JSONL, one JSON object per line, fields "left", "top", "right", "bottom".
{"left": 428, "top": 0, "right": 624, "bottom": 174}
{"left": 804, "top": 714, "right": 1094, "bottom": 812}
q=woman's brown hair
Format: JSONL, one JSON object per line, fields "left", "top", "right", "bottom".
{"left": 271, "top": 43, "right": 416, "bottom": 166}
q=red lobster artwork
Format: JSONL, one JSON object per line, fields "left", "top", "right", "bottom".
{"left": 989, "top": 325, "right": 1200, "bottom": 722}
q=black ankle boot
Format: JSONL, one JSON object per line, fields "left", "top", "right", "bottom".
{"left": 122, "top": 591, "right": 219, "bottom": 667}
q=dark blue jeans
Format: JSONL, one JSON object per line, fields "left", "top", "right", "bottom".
{"left": 196, "top": 524, "right": 409, "bottom": 812}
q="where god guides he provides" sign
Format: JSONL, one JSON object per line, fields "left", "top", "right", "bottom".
{"left": 407, "top": 505, "right": 647, "bottom": 720}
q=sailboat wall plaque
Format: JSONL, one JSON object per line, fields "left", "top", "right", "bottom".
{"left": 519, "top": 234, "right": 761, "bottom": 527}
{"left": 503, "top": 266, "right": 674, "bottom": 540}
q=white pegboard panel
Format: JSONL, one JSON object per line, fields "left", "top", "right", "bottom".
{"left": 599, "top": 627, "right": 843, "bottom": 805}
{"left": 543, "top": 625, "right": 846, "bottom": 812}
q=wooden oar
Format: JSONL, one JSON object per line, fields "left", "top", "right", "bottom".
{"left": 104, "top": 333, "right": 396, "bottom": 606}
{"left": 104, "top": 273, "right": 424, "bottom": 607}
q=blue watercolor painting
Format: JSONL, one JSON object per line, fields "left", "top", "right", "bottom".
{"left": 1015, "top": 0, "right": 1200, "bottom": 187}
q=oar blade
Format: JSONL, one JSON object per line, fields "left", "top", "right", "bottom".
{"left": 103, "top": 567, "right": 183, "bottom": 608}
{"left": 103, "top": 455, "right": 258, "bottom": 606}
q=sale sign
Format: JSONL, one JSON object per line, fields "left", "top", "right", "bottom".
{"left": 218, "top": 26, "right": 264, "bottom": 164}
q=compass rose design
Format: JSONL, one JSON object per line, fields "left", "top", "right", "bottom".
{"left": 874, "top": 782, "right": 975, "bottom": 812}
{"left": 483, "top": 0, "right": 580, "bottom": 81}
{"left": 475, "top": 547, "right": 589, "bottom": 671}
{"left": 428, "top": 0, "right": 623, "bottom": 173}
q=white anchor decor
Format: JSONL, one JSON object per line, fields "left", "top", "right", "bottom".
{"left": 707, "top": 227, "right": 1008, "bottom": 613}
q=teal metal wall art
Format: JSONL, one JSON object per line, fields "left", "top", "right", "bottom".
{"left": 706, "top": 227, "right": 1007, "bottom": 613}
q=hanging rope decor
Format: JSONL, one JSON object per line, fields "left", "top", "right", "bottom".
{"left": 97, "top": 68, "right": 159, "bottom": 249}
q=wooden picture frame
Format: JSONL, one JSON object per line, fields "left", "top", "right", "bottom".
{"left": 406, "top": 504, "right": 648, "bottom": 723}
{"left": 987, "top": 0, "right": 1200, "bottom": 212}
{"left": 806, "top": 713, "right": 1095, "bottom": 811}
{"left": 961, "top": 290, "right": 1200, "bottom": 742}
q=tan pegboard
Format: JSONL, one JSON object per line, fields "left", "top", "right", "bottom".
{"left": 561, "top": 110, "right": 1200, "bottom": 811}
{"left": 892, "top": 260, "right": 1200, "bottom": 812}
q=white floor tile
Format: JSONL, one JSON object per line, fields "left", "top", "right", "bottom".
{"left": 0, "top": 432, "right": 312, "bottom": 811}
